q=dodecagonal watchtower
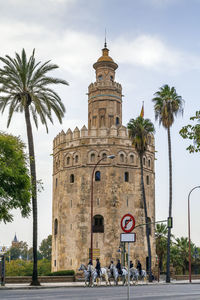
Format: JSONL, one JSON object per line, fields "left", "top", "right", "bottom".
{"left": 52, "top": 44, "right": 156, "bottom": 272}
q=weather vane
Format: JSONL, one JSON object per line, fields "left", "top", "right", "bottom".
{"left": 104, "top": 28, "right": 107, "bottom": 48}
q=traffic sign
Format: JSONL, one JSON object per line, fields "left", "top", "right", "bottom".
{"left": 121, "top": 214, "right": 135, "bottom": 233}
{"left": 121, "top": 233, "right": 136, "bottom": 243}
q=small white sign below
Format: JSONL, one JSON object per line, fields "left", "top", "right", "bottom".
{"left": 120, "top": 233, "right": 136, "bottom": 243}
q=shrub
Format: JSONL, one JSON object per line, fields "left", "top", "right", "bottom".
{"left": 48, "top": 270, "right": 75, "bottom": 276}
{"left": 5, "top": 259, "right": 51, "bottom": 276}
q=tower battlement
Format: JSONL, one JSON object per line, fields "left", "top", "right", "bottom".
{"left": 53, "top": 125, "right": 155, "bottom": 149}
{"left": 88, "top": 81, "right": 122, "bottom": 92}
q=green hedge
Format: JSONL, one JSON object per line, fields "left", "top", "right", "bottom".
{"left": 48, "top": 270, "right": 75, "bottom": 276}
{"left": 5, "top": 259, "right": 51, "bottom": 276}
{"left": 5, "top": 260, "right": 74, "bottom": 276}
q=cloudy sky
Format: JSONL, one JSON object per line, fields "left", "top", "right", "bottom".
{"left": 0, "top": 0, "right": 200, "bottom": 249}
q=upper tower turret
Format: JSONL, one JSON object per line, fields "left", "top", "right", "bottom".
{"left": 88, "top": 43, "right": 122, "bottom": 131}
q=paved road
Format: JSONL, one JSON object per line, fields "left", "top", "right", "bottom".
{"left": 1, "top": 284, "right": 200, "bottom": 299}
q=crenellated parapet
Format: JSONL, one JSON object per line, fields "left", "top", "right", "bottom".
{"left": 53, "top": 125, "right": 155, "bottom": 151}
{"left": 88, "top": 81, "right": 122, "bottom": 93}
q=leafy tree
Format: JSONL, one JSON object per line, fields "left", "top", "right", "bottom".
{"left": 9, "top": 241, "right": 28, "bottom": 260}
{"left": 39, "top": 235, "right": 52, "bottom": 260}
{"left": 155, "top": 223, "right": 168, "bottom": 272}
{"left": 6, "top": 259, "right": 51, "bottom": 276}
{"left": 152, "top": 84, "right": 184, "bottom": 282}
{"left": 127, "top": 116, "right": 155, "bottom": 282}
{"left": 175, "top": 237, "right": 189, "bottom": 275}
{"left": 171, "top": 237, "right": 195, "bottom": 275}
{"left": 6, "top": 259, "right": 32, "bottom": 276}
{"left": 180, "top": 111, "right": 200, "bottom": 153}
{"left": 27, "top": 247, "right": 43, "bottom": 261}
{"left": 0, "top": 49, "right": 68, "bottom": 285}
{"left": 37, "top": 259, "right": 51, "bottom": 275}
{"left": 0, "top": 133, "right": 31, "bottom": 222}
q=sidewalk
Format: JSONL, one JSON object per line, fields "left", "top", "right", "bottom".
{"left": 1, "top": 279, "right": 200, "bottom": 290}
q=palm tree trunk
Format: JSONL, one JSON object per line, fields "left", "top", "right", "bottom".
{"left": 166, "top": 126, "right": 172, "bottom": 283}
{"left": 24, "top": 105, "right": 40, "bottom": 286}
{"left": 160, "top": 255, "right": 163, "bottom": 272}
{"left": 139, "top": 155, "right": 152, "bottom": 282}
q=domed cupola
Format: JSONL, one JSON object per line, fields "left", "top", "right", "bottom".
{"left": 88, "top": 42, "right": 122, "bottom": 131}
{"left": 93, "top": 42, "right": 118, "bottom": 71}
{"left": 93, "top": 42, "right": 118, "bottom": 83}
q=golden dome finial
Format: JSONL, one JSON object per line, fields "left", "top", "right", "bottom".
{"left": 93, "top": 40, "right": 118, "bottom": 70}
{"left": 97, "top": 42, "right": 113, "bottom": 62}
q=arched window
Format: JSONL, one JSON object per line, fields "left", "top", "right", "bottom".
{"left": 75, "top": 155, "right": 78, "bottom": 163}
{"left": 54, "top": 219, "right": 58, "bottom": 235}
{"left": 110, "top": 75, "right": 113, "bottom": 81}
{"left": 143, "top": 157, "right": 146, "bottom": 165}
{"left": 66, "top": 156, "right": 70, "bottom": 165}
{"left": 120, "top": 153, "right": 124, "bottom": 162}
{"left": 100, "top": 115, "right": 105, "bottom": 127}
{"left": 70, "top": 174, "right": 74, "bottom": 183}
{"left": 124, "top": 172, "right": 129, "bottom": 182}
{"left": 55, "top": 178, "right": 58, "bottom": 188}
{"left": 91, "top": 153, "right": 95, "bottom": 162}
{"left": 116, "top": 117, "right": 119, "bottom": 125}
{"left": 102, "top": 153, "right": 107, "bottom": 161}
{"left": 147, "top": 217, "right": 151, "bottom": 235}
{"left": 130, "top": 154, "right": 134, "bottom": 163}
{"left": 95, "top": 171, "right": 101, "bottom": 181}
{"left": 93, "top": 215, "right": 104, "bottom": 233}
{"left": 98, "top": 75, "right": 103, "bottom": 81}
{"left": 148, "top": 159, "right": 151, "bottom": 168}
{"left": 146, "top": 175, "right": 150, "bottom": 185}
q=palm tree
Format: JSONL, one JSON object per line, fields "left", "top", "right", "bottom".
{"left": 175, "top": 237, "right": 189, "bottom": 275}
{"left": 152, "top": 84, "right": 184, "bottom": 282}
{"left": 127, "top": 116, "right": 155, "bottom": 282}
{"left": 155, "top": 223, "right": 168, "bottom": 272}
{"left": 0, "top": 49, "right": 68, "bottom": 285}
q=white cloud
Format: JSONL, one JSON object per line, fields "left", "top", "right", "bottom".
{"left": 0, "top": 21, "right": 100, "bottom": 76}
{"left": 112, "top": 34, "right": 200, "bottom": 73}
{"left": 2, "top": 0, "right": 76, "bottom": 12}
{"left": 1, "top": 13, "right": 200, "bottom": 79}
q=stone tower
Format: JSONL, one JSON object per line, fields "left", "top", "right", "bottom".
{"left": 12, "top": 233, "right": 19, "bottom": 247}
{"left": 52, "top": 44, "right": 156, "bottom": 272}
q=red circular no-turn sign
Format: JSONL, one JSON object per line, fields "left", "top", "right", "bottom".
{"left": 121, "top": 214, "right": 135, "bottom": 233}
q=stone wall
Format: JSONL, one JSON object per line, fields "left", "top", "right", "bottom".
{"left": 52, "top": 126, "right": 155, "bottom": 272}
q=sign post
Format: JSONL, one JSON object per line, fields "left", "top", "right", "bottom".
{"left": 121, "top": 214, "right": 136, "bottom": 300}
{"left": 0, "top": 246, "right": 9, "bottom": 286}
{"left": 128, "top": 242, "right": 130, "bottom": 300}
{"left": 0, "top": 255, "right": 5, "bottom": 286}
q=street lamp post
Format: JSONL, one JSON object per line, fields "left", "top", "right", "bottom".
{"left": 90, "top": 155, "right": 115, "bottom": 262}
{"left": 188, "top": 186, "right": 200, "bottom": 283}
